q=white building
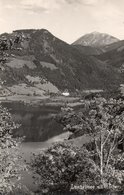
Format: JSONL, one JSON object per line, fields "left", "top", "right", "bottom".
{"left": 62, "top": 90, "right": 70, "bottom": 97}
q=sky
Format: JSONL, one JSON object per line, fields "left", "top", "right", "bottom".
{"left": 0, "top": 0, "right": 124, "bottom": 43}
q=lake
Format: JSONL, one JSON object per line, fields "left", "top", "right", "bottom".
{"left": 1, "top": 101, "right": 64, "bottom": 142}
{"left": 19, "top": 132, "right": 70, "bottom": 191}
{"left": 1, "top": 101, "right": 71, "bottom": 191}
{"left": 2, "top": 101, "right": 123, "bottom": 194}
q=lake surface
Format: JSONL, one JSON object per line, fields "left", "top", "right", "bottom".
{"left": 1, "top": 101, "right": 71, "bottom": 191}
{"left": 19, "top": 132, "right": 71, "bottom": 191}
{"left": 2, "top": 101, "right": 123, "bottom": 194}
{"left": 2, "top": 101, "right": 64, "bottom": 141}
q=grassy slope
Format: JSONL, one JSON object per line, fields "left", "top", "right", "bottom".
{"left": 0, "top": 29, "right": 123, "bottom": 96}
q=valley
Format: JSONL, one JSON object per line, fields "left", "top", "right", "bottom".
{"left": 0, "top": 29, "right": 124, "bottom": 194}
{"left": 0, "top": 29, "right": 123, "bottom": 100}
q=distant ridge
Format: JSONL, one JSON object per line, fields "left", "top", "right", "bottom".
{"left": 72, "top": 32, "right": 119, "bottom": 47}
{"left": 0, "top": 28, "right": 123, "bottom": 96}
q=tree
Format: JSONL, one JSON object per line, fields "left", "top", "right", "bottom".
{"left": 30, "top": 142, "right": 89, "bottom": 193}
{"left": 56, "top": 97, "right": 124, "bottom": 190}
{"left": 0, "top": 36, "right": 26, "bottom": 194}
{"left": 0, "top": 105, "right": 26, "bottom": 194}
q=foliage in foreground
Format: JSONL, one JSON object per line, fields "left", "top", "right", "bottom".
{"left": 31, "top": 97, "right": 124, "bottom": 193}
{"left": 30, "top": 142, "right": 91, "bottom": 193}
{"left": 57, "top": 97, "right": 124, "bottom": 190}
{"left": 0, "top": 105, "right": 26, "bottom": 194}
{"left": 0, "top": 34, "right": 28, "bottom": 194}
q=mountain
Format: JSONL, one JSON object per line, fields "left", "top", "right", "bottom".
{"left": 98, "top": 40, "right": 124, "bottom": 72}
{"left": 72, "top": 32, "right": 119, "bottom": 47}
{"left": 72, "top": 45, "right": 104, "bottom": 56}
{"left": 0, "top": 29, "right": 123, "bottom": 98}
{"left": 103, "top": 40, "right": 124, "bottom": 52}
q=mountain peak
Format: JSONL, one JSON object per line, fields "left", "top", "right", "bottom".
{"left": 91, "top": 31, "right": 101, "bottom": 34}
{"left": 73, "top": 32, "right": 119, "bottom": 47}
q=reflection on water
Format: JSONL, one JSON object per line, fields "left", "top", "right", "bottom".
{"left": 2, "top": 101, "right": 63, "bottom": 141}
{"left": 2, "top": 101, "right": 123, "bottom": 194}
{"left": 1, "top": 101, "right": 71, "bottom": 191}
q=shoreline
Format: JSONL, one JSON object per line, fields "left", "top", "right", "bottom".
{"left": 0, "top": 94, "right": 83, "bottom": 107}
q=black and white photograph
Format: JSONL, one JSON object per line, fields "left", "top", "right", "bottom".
{"left": 0, "top": 0, "right": 124, "bottom": 194}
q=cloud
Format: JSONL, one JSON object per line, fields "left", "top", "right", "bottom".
{"left": 24, "top": 5, "right": 47, "bottom": 14}
{"left": 64, "top": 0, "right": 101, "bottom": 6}
{"left": 1, "top": 0, "right": 100, "bottom": 14}
{"left": 64, "top": 0, "right": 81, "bottom": 4}
{"left": 0, "top": 0, "right": 102, "bottom": 15}
{"left": 82, "top": 0, "right": 99, "bottom": 5}
{"left": 20, "top": 0, "right": 61, "bottom": 13}
{"left": 0, "top": 0, "right": 62, "bottom": 13}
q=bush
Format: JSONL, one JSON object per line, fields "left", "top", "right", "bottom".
{"left": 30, "top": 142, "right": 88, "bottom": 193}
{"left": 56, "top": 97, "right": 124, "bottom": 190}
{"left": 0, "top": 105, "right": 26, "bottom": 194}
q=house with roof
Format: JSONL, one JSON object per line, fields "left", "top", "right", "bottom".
{"left": 62, "top": 89, "right": 70, "bottom": 97}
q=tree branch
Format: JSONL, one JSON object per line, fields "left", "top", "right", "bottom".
{"left": 95, "top": 139, "right": 100, "bottom": 158}
{"left": 105, "top": 132, "right": 117, "bottom": 169}
{"left": 102, "top": 130, "right": 112, "bottom": 147}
